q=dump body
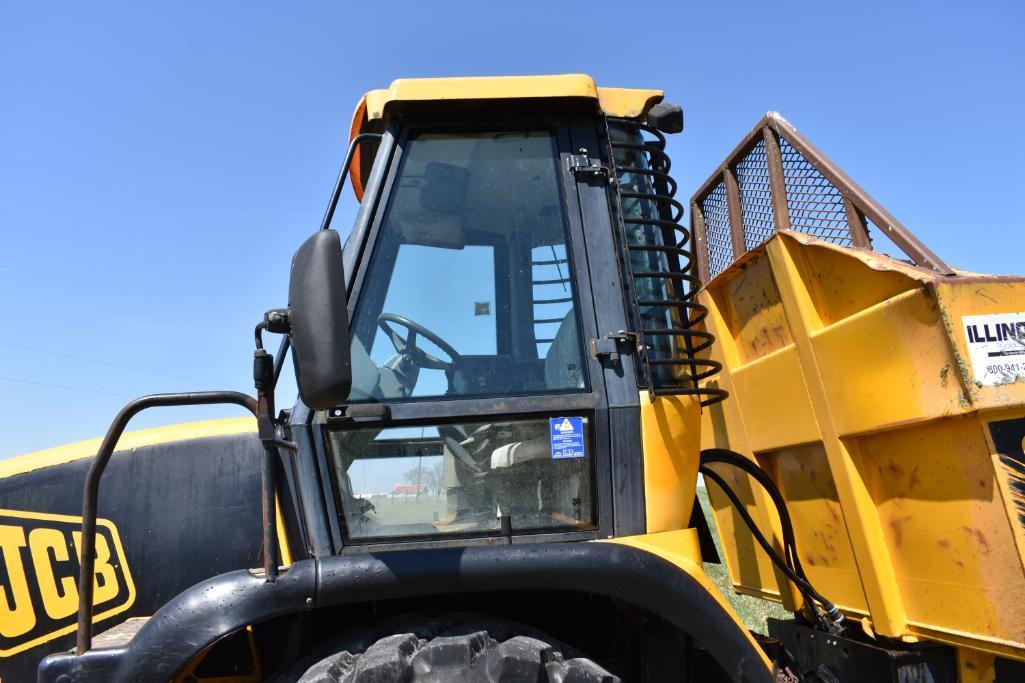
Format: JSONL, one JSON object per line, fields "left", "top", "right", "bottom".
{"left": 688, "top": 111, "right": 1025, "bottom": 678}
{"left": 700, "top": 229, "right": 1025, "bottom": 668}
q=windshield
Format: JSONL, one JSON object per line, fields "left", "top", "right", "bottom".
{"left": 346, "top": 130, "right": 588, "bottom": 403}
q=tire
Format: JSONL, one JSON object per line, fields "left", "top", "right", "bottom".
{"left": 278, "top": 613, "right": 620, "bottom": 683}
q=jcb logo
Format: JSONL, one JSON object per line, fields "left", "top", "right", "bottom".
{"left": 0, "top": 509, "right": 134, "bottom": 657}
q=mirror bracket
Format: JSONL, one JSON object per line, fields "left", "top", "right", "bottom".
{"left": 263, "top": 308, "right": 291, "bottom": 335}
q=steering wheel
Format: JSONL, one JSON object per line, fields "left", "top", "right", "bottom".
{"left": 378, "top": 313, "right": 461, "bottom": 371}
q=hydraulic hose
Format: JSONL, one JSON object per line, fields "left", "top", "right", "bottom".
{"left": 699, "top": 448, "right": 843, "bottom": 631}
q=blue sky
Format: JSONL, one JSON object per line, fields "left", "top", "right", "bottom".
{"left": 1, "top": 1, "right": 1022, "bottom": 458}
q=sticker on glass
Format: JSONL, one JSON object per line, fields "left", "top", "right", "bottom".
{"left": 962, "top": 312, "right": 1025, "bottom": 386}
{"left": 549, "top": 416, "right": 585, "bottom": 459}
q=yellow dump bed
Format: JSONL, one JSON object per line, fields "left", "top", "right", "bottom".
{"left": 691, "top": 114, "right": 1025, "bottom": 671}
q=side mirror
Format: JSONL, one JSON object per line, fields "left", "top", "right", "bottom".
{"left": 288, "top": 229, "right": 352, "bottom": 410}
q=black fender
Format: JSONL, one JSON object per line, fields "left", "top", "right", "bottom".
{"left": 39, "top": 542, "right": 773, "bottom": 682}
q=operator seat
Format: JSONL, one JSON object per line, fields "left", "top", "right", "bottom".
{"left": 348, "top": 336, "right": 412, "bottom": 401}
{"left": 543, "top": 310, "right": 584, "bottom": 391}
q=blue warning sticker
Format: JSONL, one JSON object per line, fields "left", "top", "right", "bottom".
{"left": 549, "top": 416, "right": 585, "bottom": 459}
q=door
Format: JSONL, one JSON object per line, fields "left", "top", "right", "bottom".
{"left": 318, "top": 121, "right": 616, "bottom": 550}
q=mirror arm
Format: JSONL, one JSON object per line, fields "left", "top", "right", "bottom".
{"left": 253, "top": 312, "right": 299, "bottom": 585}
{"left": 273, "top": 335, "right": 291, "bottom": 385}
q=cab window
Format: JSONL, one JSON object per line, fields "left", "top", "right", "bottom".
{"left": 347, "top": 130, "right": 588, "bottom": 402}
{"left": 327, "top": 417, "right": 597, "bottom": 541}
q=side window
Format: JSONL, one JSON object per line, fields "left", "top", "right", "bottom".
{"left": 346, "top": 130, "right": 589, "bottom": 403}
{"left": 327, "top": 417, "right": 598, "bottom": 541}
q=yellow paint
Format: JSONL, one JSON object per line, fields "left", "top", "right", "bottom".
{"left": 810, "top": 288, "right": 969, "bottom": 435}
{"left": 699, "top": 229, "right": 1025, "bottom": 665}
{"left": 0, "top": 508, "right": 135, "bottom": 657}
{"left": 173, "top": 625, "right": 262, "bottom": 683}
{"left": 357, "top": 74, "right": 661, "bottom": 121}
{"left": 730, "top": 346, "right": 819, "bottom": 452}
{"left": 347, "top": 74, "right": 663, "bottom": 199}
{"left": 710, "top": 255, "right": 793, "bottom": 364}
{"left": 796, "top": 238, "right": 918, "bottom": 326}
{"left": 72, "top": 531, "right": 121, "bottom": 605}
{"left": 0, "top": 416, "right": 257, "bottom": 480}
{"left": 363, "top": 74, "right": 595, "bottom": 118}
{"left": 275, "top": 495, "right": 292, "bottom": 568}
{"left": 0, "top": 524, "right": 34, "bottom": 639}
{"left": 609, "top": 529, "right": 774, "bottom": 673}
{"left": 700, "top": 258, "right": 811, "bottom": 613}
{"left": 29, "top": 527, "right": 78, "bottom": 620}
{"left": 769, "top": 444, "right": 869, "bottom": 615}
{"left": 957, "top": 648, "right": 996, "bottom": 683}
{"left": 852, "top": 416, "right": 1025, "bottom": 649}
{"left": 639, "top": 391, "right": 701, "bottom": 533}
{"left": 596, "top": 86, "right": 664, "bottom": 119}
{"left": 768, "top": 236, "right": 908, "bottom": 636}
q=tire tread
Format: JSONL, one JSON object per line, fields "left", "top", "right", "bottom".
{"left": 290, "top": 614, "right": 619, "bottom": 683}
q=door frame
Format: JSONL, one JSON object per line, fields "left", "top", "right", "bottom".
{"left": 311, "top": 111, "right": 630, "bottom": 553}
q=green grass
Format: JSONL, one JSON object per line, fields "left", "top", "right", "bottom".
{"left": 697, "top": 486, "right": 790, "bottom": 634}
{"left": 366, "top": 495, "right": 447, "bottom": 525}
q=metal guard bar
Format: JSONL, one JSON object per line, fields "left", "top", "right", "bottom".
{"left": 607, "top": 117, "right": 727, "bottom": 406}
{"left": 689, "top": 112, "right": 953, "bottom": 281}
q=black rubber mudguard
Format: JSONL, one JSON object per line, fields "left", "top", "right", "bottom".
{"left": 39, "top": 542, "right": 774, "bottom": 683}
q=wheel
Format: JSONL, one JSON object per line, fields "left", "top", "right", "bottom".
{"left": 276, "top": 613, "right": 620, "bottom": 683}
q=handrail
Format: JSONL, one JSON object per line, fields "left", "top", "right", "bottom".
{"left": 76, "top": 391, "right": 260, "bottom": 654}
{"left": 689, "top": 112, "right": 953, "bottom": 281}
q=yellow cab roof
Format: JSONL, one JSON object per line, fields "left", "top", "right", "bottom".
{"left": 346, "top": 74, "right": 663, "bottom": 199}
{"left": 355, "top": 74, "right": 662, "bottom": 123}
